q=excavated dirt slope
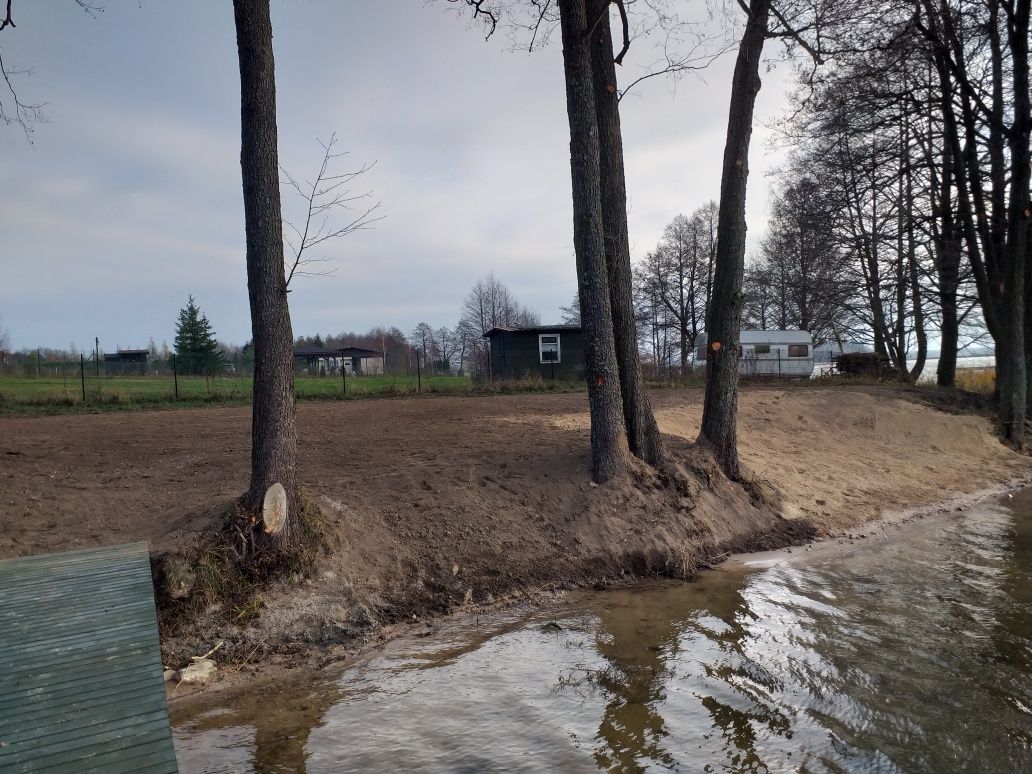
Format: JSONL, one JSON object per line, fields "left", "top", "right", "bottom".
{"left": 0, "top": 385, "right": 1026, "bottom": 663}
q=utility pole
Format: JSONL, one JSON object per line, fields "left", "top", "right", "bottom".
{"left": 94, "top": 337, "right": 100, "bottom": 379}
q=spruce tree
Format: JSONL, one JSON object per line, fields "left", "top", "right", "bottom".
{"left": 174, "top": 295, "right": 223, "bottom": 374}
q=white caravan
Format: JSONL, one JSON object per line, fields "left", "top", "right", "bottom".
{"left": 693, "top": 330, "right": 815, "bottom": 378}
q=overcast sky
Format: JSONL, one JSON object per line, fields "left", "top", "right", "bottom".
{"left": 0, "top": 1, "right": 796, "bottom": 352}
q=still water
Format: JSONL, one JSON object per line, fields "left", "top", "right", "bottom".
{"left": 172, "top": 490, "right": 1032, "bottom": 773}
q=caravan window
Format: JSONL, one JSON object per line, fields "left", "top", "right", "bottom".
{"left": 539, "top": 334, "right": 561, "bottom": 363}
{"left": 754, "top": 344, "right": 771, "bottom": 354}
{"left": 788, "top": 344, "right": 809, "bottom": 358}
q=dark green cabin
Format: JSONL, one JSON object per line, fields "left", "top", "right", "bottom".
{"left": 485, "top": 325, "right": 584, "bottom": 381}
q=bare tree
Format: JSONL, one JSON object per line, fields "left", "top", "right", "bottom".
{"left": 701, "top": 0, "right": 854, "bottom": 477}
{"left": 699, "top": 0, "right": 772, "bottom": 480}
{"left": 757, "top": 174, "right": 854, "bottom": 346}
{"left": 410, "top": 322, "right": 435, "bottom": 372}
{"left": 460, "top": 272, "right": 539, "bottom": 333}
{"left": 454, "top": 316, "right": 480, "bottom": 374}
{"left": 742, "top": 259, "right": 776, "bottom": 330}
{"left": 914, "top": 0, "right": 1031, "bottom": 444}
{"left": 458, "top": 272, "right": 539, "bottom": 377}
{"left": 281, "top": 133, "right": 382, "bottom": 288}
{"left": 647, "top": 212, "right": 713, "bottom": 373}
{"left": 634, "top": 250, "right": 681, "bottom": 375}
{"left": 233, "top": 0, "right": 302, "bottom": 544}
{"left": 559, "top": 0, "right": 628, "bottom": 482}
{"left": 559, "top": 292, "right": 581, "bottom": 324}
{"left": 450, "top": 0, "right": 676, "bottom": 474}
{"left": 435, "top": 326, "right": 459, "bottom": 372}
{"left": 589, "top": 0, "right": 665, "bottom": 466}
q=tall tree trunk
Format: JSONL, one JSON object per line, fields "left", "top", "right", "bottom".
{"left": 903, "top": 115, "right": 928, "bottom": 383}
{"left": 234, "top": 0, "right": 300, "bottom": 528}
{"left": 934, "top": 116, "right": 960, "bottom": 387}
{"left": 1026, "top": 235, "right": 1032, "bottom": 413}
{"left": 936, "top": 269, "right": 958, "bottom": 386}
{"left": 907, "top": 222, "right": 928, "bottom": 383}
{"left": 588, "top": 0, "right": 665, "bottom": 466}
{"left": 699, "top": 0, "right": 769, "bottom": 479}
{"left": 559, "top": 0, "right": 627, "bottom": 482}
{"left": 1001, "top": 0, "right": 1030, "bottom": 444}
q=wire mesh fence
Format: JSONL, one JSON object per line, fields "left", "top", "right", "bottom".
{"left": 0, "top": 351, "right": 478, "bottom": 413}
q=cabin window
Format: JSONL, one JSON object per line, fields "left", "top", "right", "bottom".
{"left": 539, "top": 334, "right": 561, "bottom": 364}
{"left": 754, "top": 344, "right": 771, "bottom": 354}
{"left": 788, "top": 344, "right": 809, "bottom": 358}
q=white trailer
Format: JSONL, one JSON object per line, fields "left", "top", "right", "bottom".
{"left": 693, "top": 330, "right": 815, "bottom": 378}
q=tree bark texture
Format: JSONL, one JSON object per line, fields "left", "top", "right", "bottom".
{"left": 559, "top": 0, "right": 627, "bottom": 482}
{"left": 934, "top": 119, "right": 960, "bottom": 388}
{"left": 1003, "top": 0, "right": 1030, "bottom": 443}
{"left": 234, "top": 0, "right": 301, "bottom": 525}
{"left": 587, "top": 0, "right": 665, "bottom": 467}
{"left": 699, "top": 0, "right": 769, "bottom": 479}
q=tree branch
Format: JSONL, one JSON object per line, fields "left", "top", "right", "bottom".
{"left": 447, "top": 0, "right": 498, "bottom": 39}
{"left": 612, "top": 0, "right": 631, "bottom": 64}
{"left": 282, "top": 133, "right": 384, "bottom": 290}
{"left": 0, "top": 0, "right": 14, "bottom": 31}
{"left": 768, "top": 1, "right": 824, "bottom": 64}
{"left": 527, "top": 0, "right": 554, "bottom": 52}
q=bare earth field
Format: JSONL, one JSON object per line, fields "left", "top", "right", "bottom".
{"left": 0, "top": 384, "right": 1027, "bottom": 664}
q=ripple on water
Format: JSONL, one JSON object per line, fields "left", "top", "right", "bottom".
{"left": 173, "top": 491, "right": 1032, "bottom": 773}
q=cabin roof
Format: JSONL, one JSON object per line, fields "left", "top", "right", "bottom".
{"left": 293, "top": 346, "right": 383, "bottom": 358}
{"left": 483, "top": 325, "right": 582, "bottom": 338}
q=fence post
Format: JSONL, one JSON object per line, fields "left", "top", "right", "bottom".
{"left": 80, "top": 354, "right": 86, "bottom": 403}
{"left": 172, "top": 354, "right": 179, "bottom": 400}
{"left": 342, "top": 361, "right": 347, "bottom": 395}
{"left": 416, "top": 349, "right": 422, "bottom": 392}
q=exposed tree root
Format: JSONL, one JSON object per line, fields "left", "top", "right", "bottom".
{"left": 153, "top": 490, "right": 326, "bottom": 640}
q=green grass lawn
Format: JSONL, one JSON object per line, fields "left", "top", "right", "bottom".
{"left": 0, "top": 374, "right": 476, "bottom": 416}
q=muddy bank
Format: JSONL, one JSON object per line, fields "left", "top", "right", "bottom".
{"left": 171, "top": 487, "right": 1032, "bottom": 772}
{"left": 0, "top": 385, "right": 1027, "bottom": 671}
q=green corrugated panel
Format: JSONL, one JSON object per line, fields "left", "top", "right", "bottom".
{"left": 0, "top": 542, "right": 179, "bottom": 773}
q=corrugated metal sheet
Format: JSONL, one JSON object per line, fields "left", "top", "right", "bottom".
{"left": 0, "top": 542, "right": 178, "bottom": 773}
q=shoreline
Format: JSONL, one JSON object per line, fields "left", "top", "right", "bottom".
{"left": 724, "top": 475, "right": 1032, "bottom": 572}
{"left": 166, "top": 471, "right": 1031, "bottom": 710}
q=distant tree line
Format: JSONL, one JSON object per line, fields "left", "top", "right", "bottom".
{"left": 408, "top": 272, "right": 539, "bottom": 377}
{"left": 743, "top": 0, "right": 1028, "bottom": 448}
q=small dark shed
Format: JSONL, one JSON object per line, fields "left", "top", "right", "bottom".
{"left": 103, "top": 350, "right": 149, "bottom": 364}
{"left": 484, "top": 325, "right": 585, "bottom": 381}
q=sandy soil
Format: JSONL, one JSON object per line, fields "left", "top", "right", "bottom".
{"left": 1, "top": 385, "right": 1026, "bottom": 665}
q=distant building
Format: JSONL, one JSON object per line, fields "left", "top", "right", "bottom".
{"left": 293, "top": 346, "right": 384, "bottom": 376}
{"left": 103, "top": 349, "right": 149, "bottom": 364}
{"left": 484, "top": 325, "right": 584, "bottom": 381}
{"left": 693, "top": 330, "right": 815, "bottom": 378}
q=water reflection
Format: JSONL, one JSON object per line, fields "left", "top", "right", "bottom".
{"left": 173, "top": 492, "right": 1032, "bottom": 772}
